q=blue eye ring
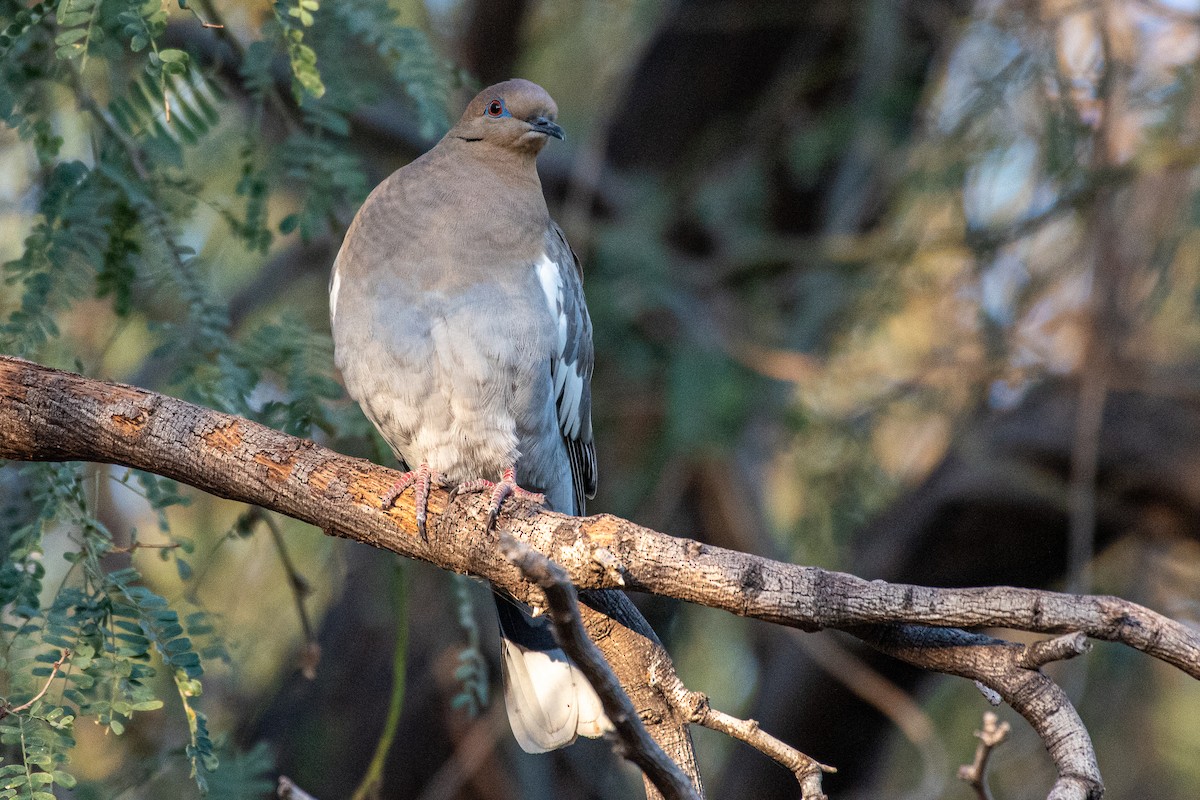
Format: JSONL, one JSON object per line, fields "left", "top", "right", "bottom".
{"left": 485, "top": 98, "right": 507, "bottom": 118}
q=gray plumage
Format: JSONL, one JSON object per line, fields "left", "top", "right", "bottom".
{"left": 331, "top": 80, "right": 594, "bottom": 516}
{"left": 329, "top": 79, "right": 607, "bottom": 751}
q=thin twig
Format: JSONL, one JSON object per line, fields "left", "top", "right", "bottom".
{"left": 414, "top": 704, "right": 506, "bottom": 800}
{"left": 0, "top": 649, "right": 71, "bottom": 720}
{"left": 496, "top": 532, "right": 701, "bottom": 800}
{"left": 192, "top": 0, "right": 301, "bottom": 137}
{"left": 105, "top": 541, "right": 182, "bottom": 554}
{"left": 957, "top": 712, "right": 1011, "bottom": 800}
{"left": 181, "top": 1, "right": 223, "bottom": 28}
{"left": 254, "top": 507, "right": 321, "bottom": 679}
{"left": 69, "top": 69, "right": 150, "bottom": 181}
{"left": 664, "top": 681, "right": 834, "bottom": 800}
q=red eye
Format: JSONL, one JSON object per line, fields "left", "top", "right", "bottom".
{"left": 486, "top": 99, "right": 504, "bottom": 117}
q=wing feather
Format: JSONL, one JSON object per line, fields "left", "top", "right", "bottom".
{"left": 539, "top": 223, "right": 596, "bottom": 513}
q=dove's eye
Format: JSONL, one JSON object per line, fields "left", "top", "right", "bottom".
{"left": 486, "top": 99, "right": 505, "bottom": 117}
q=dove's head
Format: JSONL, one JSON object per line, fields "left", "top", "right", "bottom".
{"left": 452, "top": 79, "right": 564, "bottom": 154}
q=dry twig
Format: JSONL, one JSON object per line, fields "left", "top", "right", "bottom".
{"left": 664, "top": 681, "right": 835, "bottom": 800}
{"left": 247, "top": 507, "right": 321, "bottom": 679}
{"left": 958, "top": 712, "right": 1012, "bottom": 800}
{"left": 497, "top": 532, "right": 700, "bottom": 800}
{"left": 0, "top": 649, "right": 71, "bottom": 720}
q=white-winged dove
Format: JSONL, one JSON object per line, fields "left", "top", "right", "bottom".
{"left": 329, "top": 79, "right": 610, "bottom": 752}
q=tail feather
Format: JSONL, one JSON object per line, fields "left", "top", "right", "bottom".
{"left": 495, "top": 596, "right": 611, "bottom": 753}
{"left": 573, "top": 668, "right": 610, "bottom": 738}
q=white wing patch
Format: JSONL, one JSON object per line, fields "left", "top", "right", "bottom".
{"left": 536, "top": 253, "right": 565, "bottom": 347}
{"left": 536, "top": 253, "right": 585, "bottom": 439}
{"left": 328, "top": 258, "right": 343, "bottom": 326}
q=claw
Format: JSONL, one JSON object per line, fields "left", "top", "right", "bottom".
{"left": 382, "top": 463, "right": 440, "bottom": 539}
{"left": 455, "top": 466, "right": 545, "bottom": 530}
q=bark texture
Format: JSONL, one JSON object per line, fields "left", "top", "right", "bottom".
{"left": 3, "top": 355, "right": 1198, "bottom": 798}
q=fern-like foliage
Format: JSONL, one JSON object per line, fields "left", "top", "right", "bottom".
{"left": 1, "top": 162, "right": 114, "bottom": 356}
{"left": 0, "top": 710, "right": 77, "bottom": 800}
{"left": 108, "top": 66, "right": 222, "bottom": 167}
{"left": 273, "top": 0, "right": 324, "bottom": 99}
{"left": 331, "top": 0, "right": 453, "bottom": 138}
{"left": 204, "top": 742, "right": 275, "bottom": 800}
{"left": 0, "top": 462, "right": 218, "bottom": 796}
{"left": 52, "top": 0, "right": 102, "bottom": 65}
{"left": 0, "top": 0, "right": 455, "bottom": 793}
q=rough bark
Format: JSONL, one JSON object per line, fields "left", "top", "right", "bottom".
{"left": 3, "top": 355, "right": 1199, "bottom": 798}
{"left": 0, "top": 355, "right": 700, "bottom": 796}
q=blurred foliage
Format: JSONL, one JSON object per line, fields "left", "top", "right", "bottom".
{"left": 2, "top": 0, "right": 1200, "bottom": 798}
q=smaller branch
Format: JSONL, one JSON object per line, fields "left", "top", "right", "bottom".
{"left": 415, "top": 705, "right": 506, "bottom": 800}
{"left": 277, "top": 777, "right": 319, "bottom": 800}
{"left": 0, "top": 649, "right": 72, "bottom": 720}
{"left": 251, "top": 507, "right": 321, "bottom": 679}
{"left": 71, "top": 74, "right": 150, "bottom": 181}
{"left": 666, "top": 683, "right": 835, "bottom": 800}
{"left": 496, "top": 533, "right": 700, "bottom": 800}
{"left": 1019, "top": 633, "right": 1091, "bottom": 670}
{"left": 957, "top": 712, "right": 1012, "bottom": 800}
{"left": 857, "top": 624, "right": 1103, "bottom": 799}
{"left": 191, "top": 0, "right": 301, "bottom": 137}
{"left": 973, "top": 680, "right": 1002, "bottom": 706}
{"left": 105, "top": 541, "right": 182, "bottom": 554}
{"left": 182, "top": 2, "right": 224, "bottom": 28}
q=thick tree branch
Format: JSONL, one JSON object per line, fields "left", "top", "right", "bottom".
{"left": 0, "top": 356, "right": 702, "bottom": 795}
{"left": 3, "top": 356, "right": 1200, "bottom": 798}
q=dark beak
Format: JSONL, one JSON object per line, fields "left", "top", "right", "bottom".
{"left": 528, "top": 116, "right": 565, "bottom": 140}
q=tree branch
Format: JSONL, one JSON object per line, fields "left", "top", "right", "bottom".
{"left": 3, "top": 355, "right": 1199, "bottom": 798}
{"left": 497, "top": 532, "right": 702, "bottom": 800}
{"left": 662, "top": 683, "right": 835, "bottom": 800}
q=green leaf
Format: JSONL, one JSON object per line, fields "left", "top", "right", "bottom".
{"left": 53, "top": 28, "right": 87, "bottom": 45}
{"left": 50, "top": 771, "right": 77, "bottom": 789}
{"left": 130, "top": 699, "right": 163, "bottom": 711}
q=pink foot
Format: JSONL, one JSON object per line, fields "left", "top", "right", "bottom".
{"left": 454, "top": 466, "right": 545, "bottom": 529}
{"left": 383, "top": 463, "right": 444, "bottom": 539}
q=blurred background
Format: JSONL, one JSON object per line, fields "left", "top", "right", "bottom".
{"left": 2, "top": 0, "right": 1200, "bottom": 798}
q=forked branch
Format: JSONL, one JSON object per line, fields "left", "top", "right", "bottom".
{"left": 3, "top": 356, "right": 1198, "bottom": 799}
